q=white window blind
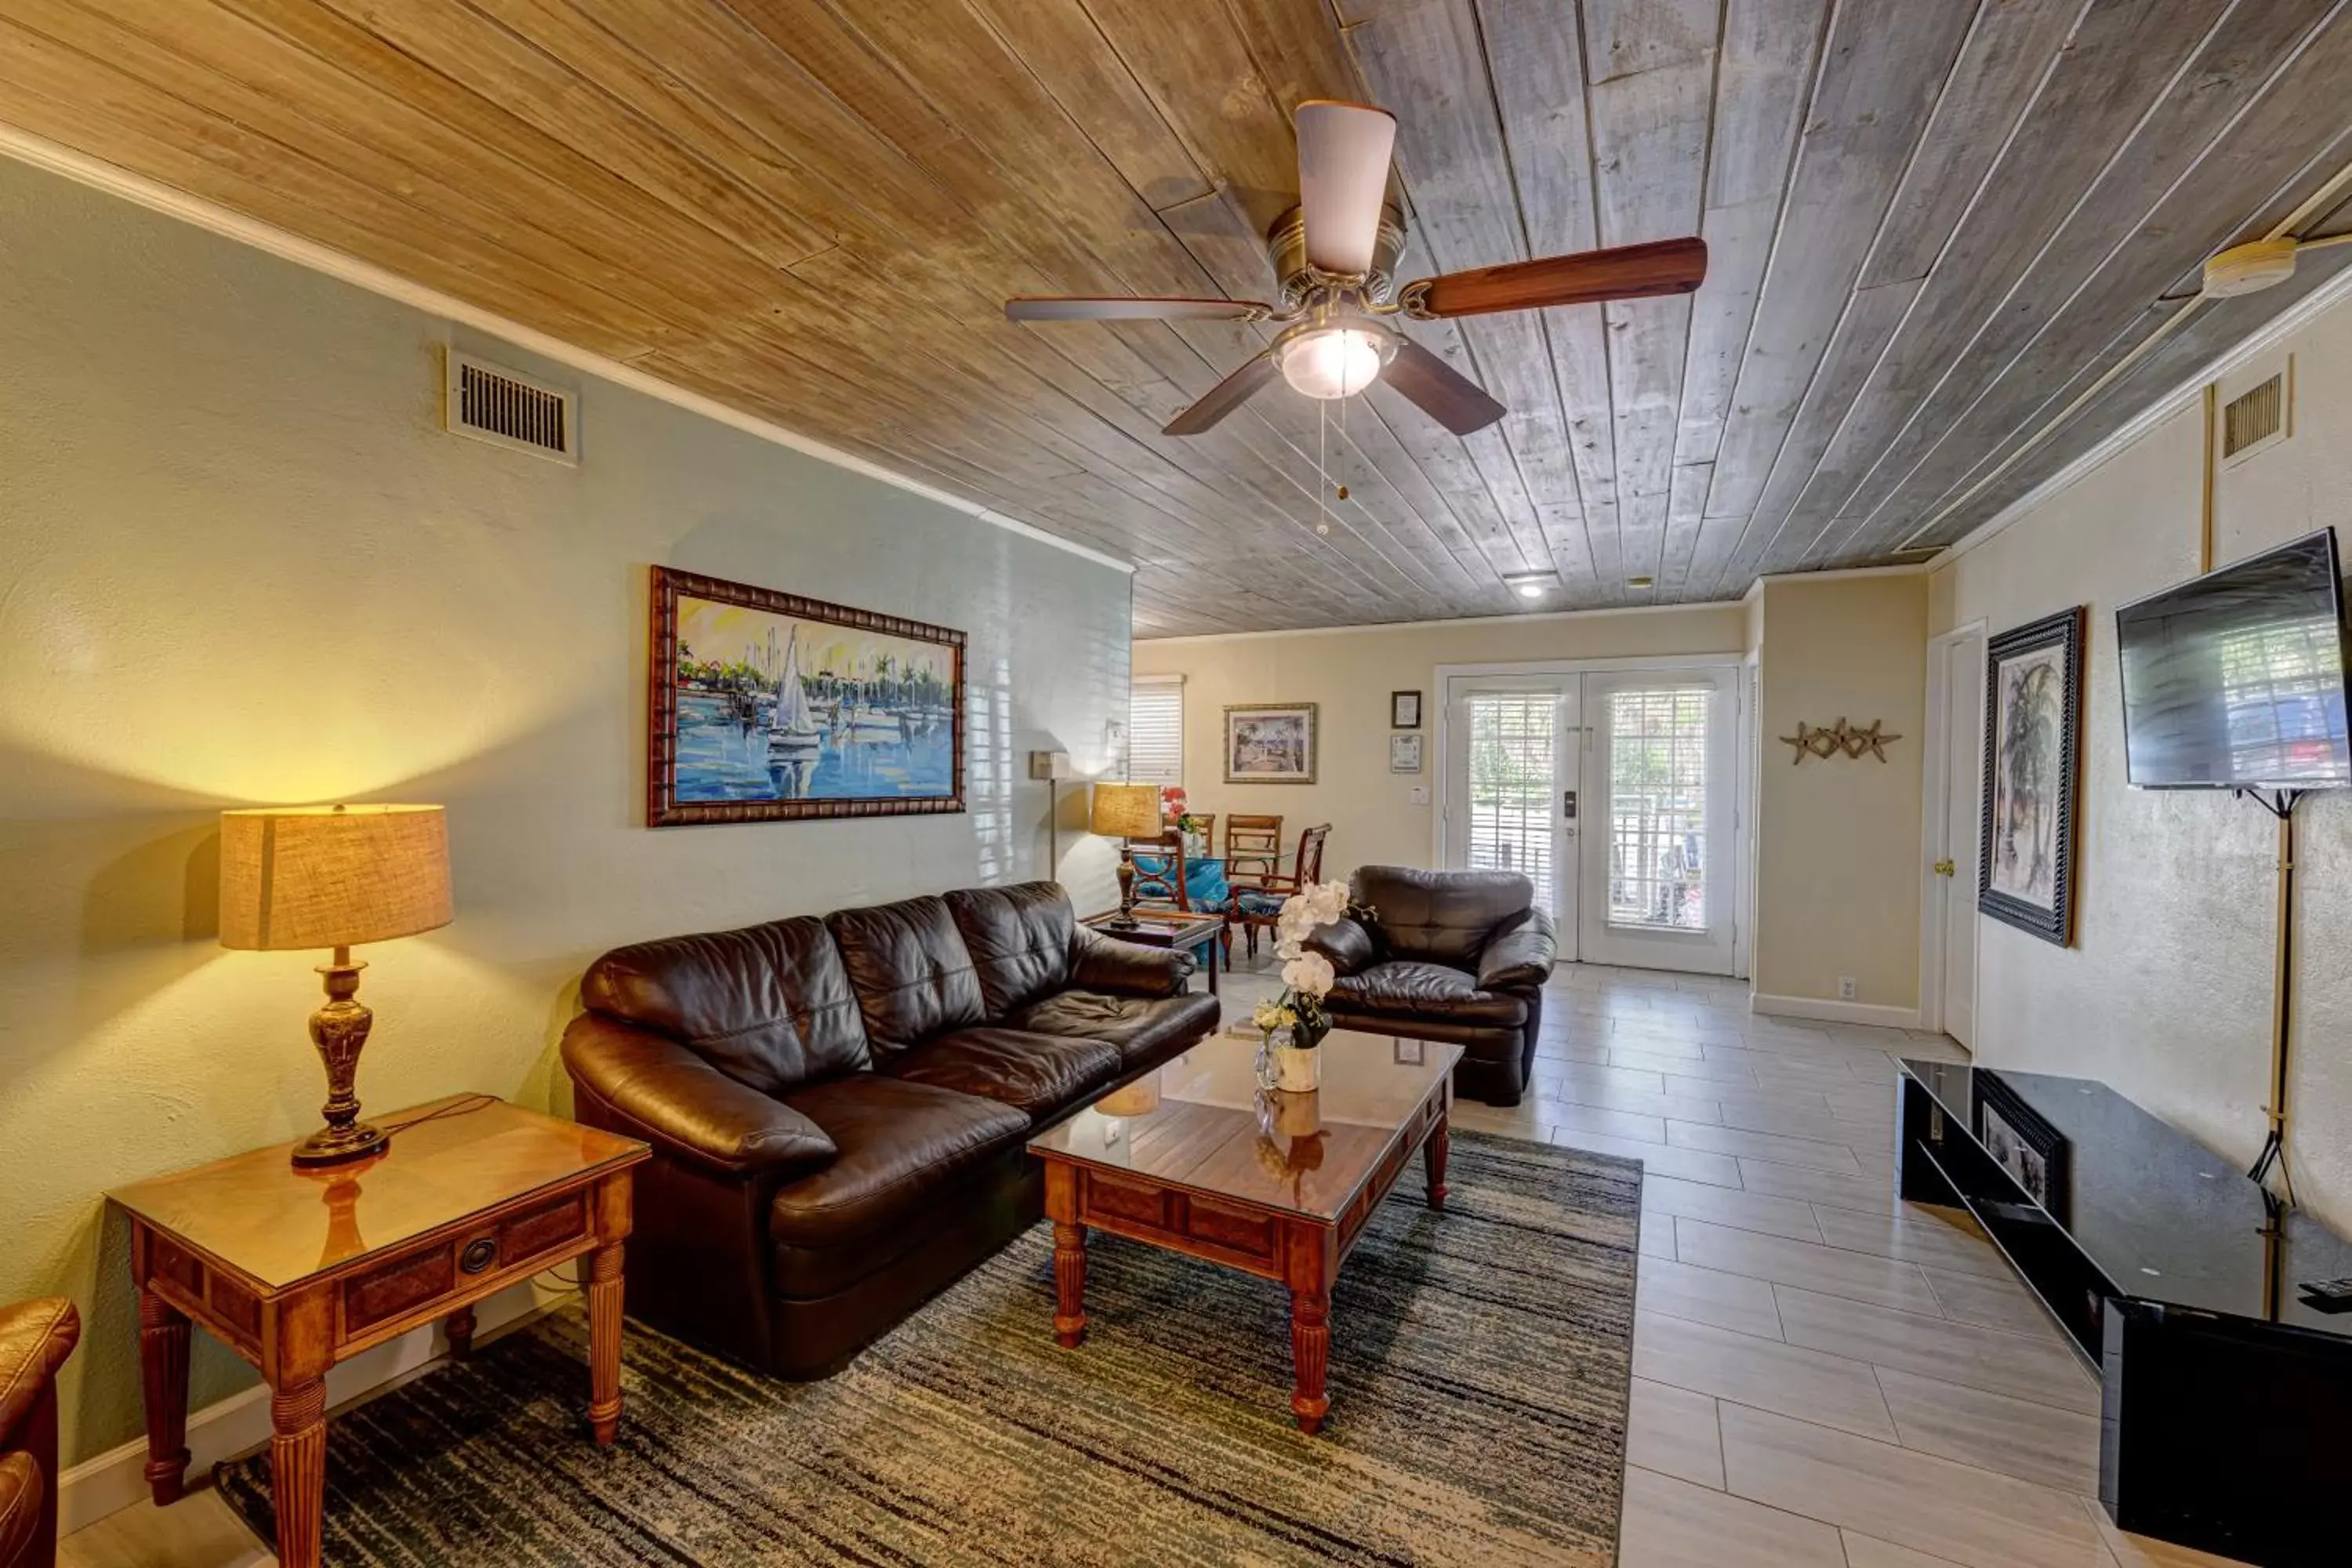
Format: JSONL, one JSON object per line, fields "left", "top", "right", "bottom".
{"left": 1130, "top": 677, "right": 1184, "bottom": 788}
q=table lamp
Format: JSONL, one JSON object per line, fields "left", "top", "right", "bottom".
{"left": 219, "top": 804, "right": 453, "bottom": 1167}
{"left": 1088, "top": 782, "right": 1163, "bottom": 918}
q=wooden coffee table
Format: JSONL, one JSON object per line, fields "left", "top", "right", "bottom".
{"left": 1029, "top": 1029, "right": 1461, "bottom": 1432}
{"left": 107, "top": 1097, "right": 648, "bottom": 1568}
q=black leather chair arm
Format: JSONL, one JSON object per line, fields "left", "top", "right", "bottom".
{"left": 1476, "top": 906, "right": 1559, "bottom": 991}
{"left": 561, "top": 1015, "right": 837, "bottom": 1181}
{"left": 1070, "top": 929, "right": 1194, "bottom": 997}
{"left": 1305, "top": 916, "right": 1378, "bottom": 977}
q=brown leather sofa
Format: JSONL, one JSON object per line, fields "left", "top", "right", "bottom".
{"left": 1308, "top": 866, "right": 1558, "bottom": 1107}
{"left": 0, "top": 1297, "right": 80, "bottom": 1568}
{"left": 560, "top": 881, "right": 1218, "bottom": 1378}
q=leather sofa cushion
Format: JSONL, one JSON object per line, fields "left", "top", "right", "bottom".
{"left": 882, "top": 1027, "right": 1121, "bottom": 1122}
{"left": 943, "top": 884, "right": 1077, "bottom": 1017}
{"left": 0, "top": 1296, "right": 78, "bottom": 1439}
{"left": 580, "top": 916, "right": 869, "bottom": 1095}
{"left": 827, "top": 896, "right": 987, "bottom": 1051}
{"left": 1330, "top": 960, "right": 1529, "bottom": 1026}
{"left": 1351, "top": 866, "right": 1534, "bottom": 966}
{"left": 1008, "top": 989, "right": 1221, "bottom": 1071}
{"left": 771, "top": 1076, "right": 1030, "bottom": 1258}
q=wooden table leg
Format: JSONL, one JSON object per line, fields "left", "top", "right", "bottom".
{"left": 445, "top": 1305, "right": 477, "bottom": 1361}
{"left": 586, "top": 1242, "right": 625, "bottom": 1445}
{"left": 270, "top": 1378, "right": 328, "bottom": 1568}
{"left": 1288, "top": 1284, "right": 1330, "bottom": 1434}
{"left": 1051, "top": 1222, "right": 1089, "bottom": 1348}
{"left": 136, "top": 1287, "right": 191, "bottom": 1506}
{"left": 1424, "top": 1115, "right": 1450, "bottom": 1210}
{"left": 1283, "top": 1221, "right": 1337, "bottom": 1434}
{"left": 1043, "top": 1160, "right": 1087, "bottom": 1347}
{"left": 1204, "top": 932, "right": 1220, "bottom": 995}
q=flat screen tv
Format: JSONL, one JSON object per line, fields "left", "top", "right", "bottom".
{"left": 2116, "top": 528, "right": 2351, "bottom": 789}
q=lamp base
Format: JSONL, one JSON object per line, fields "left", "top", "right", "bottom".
{"left": 292, "top": 948, "right": 388, "bottom": 1170}
{"left": 291, "top": 1120, "right": 390, "bottom": 1168}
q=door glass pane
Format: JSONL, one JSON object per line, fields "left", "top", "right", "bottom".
{"left": 1605, "top": 688, "right": 1708, "bottom": 931}
{"left": 1465, "top": 692, "right": 1557, "bottom": 915}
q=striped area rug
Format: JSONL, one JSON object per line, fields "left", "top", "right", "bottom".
{"left": 217, "top": 1131, "right": 1639, "bottom": 1566}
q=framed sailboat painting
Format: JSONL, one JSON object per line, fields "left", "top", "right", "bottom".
{"left": 648, "top": 566, "right": 966, "bottom": 826}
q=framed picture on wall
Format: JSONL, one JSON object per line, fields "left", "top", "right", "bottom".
{"left": 1224, "top": 703, "right": 1318, "bottom": 784}
{"left": 648, "top": 565, "right": 967, "bottom": 826}
{"left": 1390, "top": 733, "right": 1423, "bottom": 773}
{"left": 1392, "top": 689, "right": 1422, "bottom": 728}
{"left": 1979, "top": 606, "right": 2085, "bottom": 944}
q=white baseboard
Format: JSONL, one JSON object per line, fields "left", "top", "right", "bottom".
{"left": 60, "top": 1279, "right": 567, "bottom": 1535}
{"left": 1750, "top": 993, "right": 1921, "bottom": 1030}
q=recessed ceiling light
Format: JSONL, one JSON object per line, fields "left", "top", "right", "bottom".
{"left": 1504, "top": 572, "right": 1556, "bottom": 601}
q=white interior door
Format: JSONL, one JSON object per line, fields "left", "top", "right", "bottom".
{"left": 1929, "top": 633, "right": 1985, "bottom": 1047}
{"left": 1442, "top": 677, "right": 1580, "bottom": 946}
{"left": 1577, "top": 670, "right": 1740, "bottom": 975}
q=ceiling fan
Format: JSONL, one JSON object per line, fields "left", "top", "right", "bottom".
{"left": 1004, "top": 101, "right": 1708, "bottom": 438}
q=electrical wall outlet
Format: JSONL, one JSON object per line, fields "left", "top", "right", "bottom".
{"left": 1836, "top": 977, "right": 1858, "bottom": 1001}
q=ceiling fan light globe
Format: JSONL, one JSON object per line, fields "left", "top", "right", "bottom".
{"left": 1278, "top": 327, "right": 1388, "bottom": 400}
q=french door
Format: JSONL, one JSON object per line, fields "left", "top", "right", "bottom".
{"left": 1441, "top": 666, "right": 1743, "bottom": 976}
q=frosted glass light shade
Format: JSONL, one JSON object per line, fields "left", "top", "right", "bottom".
{"left": 219, "top": 804, "right": 452, "bottom": 951}
{"left": 1278, "top": 327, "right": 1386, "bottom": 400}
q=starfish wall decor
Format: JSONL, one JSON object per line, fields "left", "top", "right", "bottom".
{"left": 1778, "top": 717, "right": 1903, "bottom": 764}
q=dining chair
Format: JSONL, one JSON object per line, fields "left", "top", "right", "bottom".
{"left": 1232, "top": 824, "right": 1331, "bottom": 961}
{"left": 1225, "top": 814, "right": 1283, "bottom": 885}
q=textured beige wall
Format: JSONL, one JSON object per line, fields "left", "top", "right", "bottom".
{"left": 1932, "top": 289, "right": 2352, "bottom": 1233}
{"left": 1131, "top": 604, "right": 1748, "bottom": 879}
{"left": 1751, "top": 575, "right": 1929, "bottom": 1009}
{"left": 0, "top": 161, "right": 1131, "bottom": 1462}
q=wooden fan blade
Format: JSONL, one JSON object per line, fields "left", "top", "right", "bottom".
{"left": 1163, "top": 353, "right": 1279, "bottom": 436}
{"left": 1403, "top": 237, "right": 1708, "bottom": 319}
{"left": 1382, "top": 340, "right": 1508, "bottom": 435}
{"left": 1007, "top": 296, "right": 1271, "bottom": 322}
{"left": 1296, "top": 100, "right": 1397, "bottom": 275}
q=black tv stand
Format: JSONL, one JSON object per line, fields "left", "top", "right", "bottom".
{"left": 1898, "top": 1060, "right": 2352, "bottom": 1568}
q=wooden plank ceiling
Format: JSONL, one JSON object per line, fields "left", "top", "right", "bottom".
{"left": 3, "top": 1, "right": 2349, "bottom": 636}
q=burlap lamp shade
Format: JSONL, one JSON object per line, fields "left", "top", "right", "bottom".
{"left": 1087, "top": 782, "right": 1162, "bottom": 840}
{"left": 218, "top": 804, "right": 453, "bottom": 1167}
{"left": 220, "top": 805, "right": 452, "bottom": 951}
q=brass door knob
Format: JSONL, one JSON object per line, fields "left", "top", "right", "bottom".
{"left": 1933, "top": 858, "right": 1956, "bottom": 877}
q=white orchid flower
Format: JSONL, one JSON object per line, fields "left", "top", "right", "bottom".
{"left": 1280, "top": 950, "right": 1337, "bottom": 999}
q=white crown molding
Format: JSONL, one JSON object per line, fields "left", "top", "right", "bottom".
{"left": 1744, "top": 562, "right": 1933, "bottom": 602}
{"left": 1928, "top": 260, "right": 2352, "bottom": 571}
{"left": 1137, "top": 594, "right": 1746, "bottom": 647}
{"left": 0, "top": 125, "right": 1133, "bottom": 576}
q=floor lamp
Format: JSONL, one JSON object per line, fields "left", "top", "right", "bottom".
{"left": 1029, "top": 750, "right": 1075, "bottom": 877}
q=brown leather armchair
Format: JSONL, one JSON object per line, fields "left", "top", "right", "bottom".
{"left": 1308, "top": 866, "right": 1558, "bottom": 1106}
{"left": 0, "top": 1298, "right": 80, "bottom": 1568}
{"left": 561, "top": 881, "right": 1219, "bottom": 1379}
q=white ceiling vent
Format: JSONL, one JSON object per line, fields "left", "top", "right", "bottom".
{"left": 444, "top": 349, "right": 577, "bottom": 463}
{"left": 2220, "top": 358, "right": 2290, "bottom": 467}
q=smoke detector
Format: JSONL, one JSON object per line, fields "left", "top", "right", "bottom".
{"left": 2202, "top": 238, "right": 2302, "bottom": 299}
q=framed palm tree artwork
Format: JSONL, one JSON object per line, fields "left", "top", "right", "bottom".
{"left": 1980, "top": 606, "right": 2085, "bottom": 944}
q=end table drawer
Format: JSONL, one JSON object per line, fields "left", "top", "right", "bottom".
{"left": 339, "top": 1192, "right": 590, "bottom": 1341}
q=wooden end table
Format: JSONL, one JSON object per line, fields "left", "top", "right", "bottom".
{"left": 107, "top": 1097, "right": 648, "bottom": 1568}
{"left": 1082, "top": 909, "right": 1225, "bottom": 995}
{"left": 1029, "top": 1029, "right": 1461, "bottom": 1432}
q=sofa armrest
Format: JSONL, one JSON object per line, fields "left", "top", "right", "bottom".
{"left": 0, "top": 1451, "right": 39, "bottom": 1565}
{"left": 1476, "top": 906, "right": 1558, "bottom": 991}
{"left": 1070, "top": 929, "right": 1194, "bottom": 997}
{"left": 1305, "top": 916, "right": 1377, "bottom": 978}
{"left": 0, "top": 1297, "right": 76, "bottom": 1443}
{"left": 560, "top": 1015, "right": 837, "bottom": 1181}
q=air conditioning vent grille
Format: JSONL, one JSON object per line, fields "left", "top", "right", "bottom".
{"left": 444, "top": 350, "right": 578, "bottom": 463}
{"left": 2223, "top": 374, "right": 2284, "bottom": 460}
